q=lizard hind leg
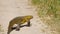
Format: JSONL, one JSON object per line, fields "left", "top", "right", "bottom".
{"left": 15, "top": 24, "right": 20, "bottom": 31}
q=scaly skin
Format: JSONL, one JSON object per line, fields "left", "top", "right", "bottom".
{"left": 7, "top": 15, "right": 33, "bottom": 34}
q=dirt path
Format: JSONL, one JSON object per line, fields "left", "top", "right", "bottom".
{"left": 0, "top": 0, "right": 55, "bottom": 34}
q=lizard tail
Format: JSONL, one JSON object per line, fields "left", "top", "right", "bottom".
{"left": 7, "top": 23, "right": 13, "bottom": 34}
{"left": 7, "top": 27, "right": 12, "bottom": 34}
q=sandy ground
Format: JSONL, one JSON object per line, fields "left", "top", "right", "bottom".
{"left": 0, "top": 0, "right": 56, "bottom": 34}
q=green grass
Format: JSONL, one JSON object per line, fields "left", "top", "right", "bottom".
{"left": 31, "top": 0, "right": 60, "bottom": 34}
{"left": 0, "top": 25, "right": 4, "bottom": 34}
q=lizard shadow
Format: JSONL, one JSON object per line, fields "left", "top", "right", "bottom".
{"left": 12, "top": 24, "right": 30, "bottom": 31}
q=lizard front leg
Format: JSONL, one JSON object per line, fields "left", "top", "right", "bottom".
{"left": 26, "top": 21, "right": 31, "bottom": 27}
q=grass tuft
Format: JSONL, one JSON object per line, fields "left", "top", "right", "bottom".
{"left": 31, "top": 0, "right": 60, "bottom": 34}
